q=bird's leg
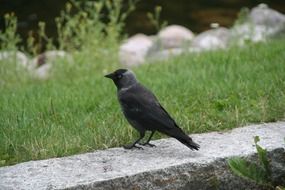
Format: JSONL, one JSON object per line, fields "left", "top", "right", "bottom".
{"left": 139, "top": 131, "right": 156, "bottom": 147}
{"left": 123, "top": 132, "right": 145, "bottom": 150}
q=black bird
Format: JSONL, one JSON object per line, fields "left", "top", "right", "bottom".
{"left": 105, "top": 69, "right": 200, "bottom": 150}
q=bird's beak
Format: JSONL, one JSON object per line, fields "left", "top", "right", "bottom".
{"left": 104, "top": 72, "right": 115, "bottom": 79}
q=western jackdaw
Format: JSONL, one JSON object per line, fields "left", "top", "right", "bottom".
{"left": 105, "top": 69, "right": 200, "bottom": 150}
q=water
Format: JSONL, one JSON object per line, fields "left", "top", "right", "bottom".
{"left": 0, "top": 0, "right": 285, "bottom": 40}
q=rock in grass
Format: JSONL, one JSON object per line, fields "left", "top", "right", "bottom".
{"left": 30, "top": 50, "right": 71, "bottom": 80}
{"left": 231, "top": 4, "right": 285, "bottom": 45}
{"left": 0, "top": 51, "right": 29, "bottom": 67}
{"left": 158, "top": 25, "right": 194, "bottom": 49}
{"left": 119, "top": 34, "right": 154, "bottom": 67}
{"left": 117, "top": 5, "right": 285, "bottom": 65}
{"left": 250, "top": 4, "right": 285, "bottom": 33}
{"left": 191, "top": 27, "right": 230, "bottom": 52}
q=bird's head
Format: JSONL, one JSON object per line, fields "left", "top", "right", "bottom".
{"left": 105, "top": 69, "right": 137, "bottom": 89}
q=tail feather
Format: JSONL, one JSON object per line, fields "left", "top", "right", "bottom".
{"left": 177, "top": 136, "right": 200, "bottom": 151}
{"left": 158, "top": 123, "right": 200, "bottom": 150}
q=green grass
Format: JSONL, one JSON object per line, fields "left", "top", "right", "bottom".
{"left": 1, "top": 39, "right": 285, "bottom": 166}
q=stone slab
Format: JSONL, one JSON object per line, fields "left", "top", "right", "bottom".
{"left": 0, "top": 122, "right": 285, "bottom": 190}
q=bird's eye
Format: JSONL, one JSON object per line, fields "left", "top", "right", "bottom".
{"left": 117, "top": 74, "right": 123, "bottom": 79}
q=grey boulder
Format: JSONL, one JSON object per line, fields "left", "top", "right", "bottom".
{"left": 157, "top": 25, "right": 194, "bottom": 49}
{"left": 0, "top": 51, "right": 29, "bottom": 68}
{"left": 119, "top": 34, "right": 154, "bottom": 67}
{"left": 232, "top": 4, "right": 285, "bottom": 45}
{"left": 29, "top": 50, "right": 71, "bottom": 80}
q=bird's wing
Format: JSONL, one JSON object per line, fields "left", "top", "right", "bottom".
{"left": 119, "top": 84, "right": 180, "bottom": 132}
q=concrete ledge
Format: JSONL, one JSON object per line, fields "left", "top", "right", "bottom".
{"left": 0, "top": 122, "right": 285, "bottom": 190}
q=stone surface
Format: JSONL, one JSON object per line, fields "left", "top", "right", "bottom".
{"left": 157, "top": 25, "right": 194, "bottom": 49}
{"left": 148, "top": 48, "right": 184, "bottom": 62}
{"left": 191, "top": 27, "right": 231, "bottom": 52}
{"left": 231, "top": 23, "right": 268, "bottom": 44}
{"left": 0, "top": 122, "right": 284, "bottom": 190}
{"left": 119, "top": 34, "right": 154, "bottom": 67}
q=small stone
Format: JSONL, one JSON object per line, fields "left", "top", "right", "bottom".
{"left": 210, "top": 23, "right": 220, "bottom": 29}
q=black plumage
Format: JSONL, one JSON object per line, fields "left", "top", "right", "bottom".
{"left": 105, "top": 69, "right": 200, "bottom": 150}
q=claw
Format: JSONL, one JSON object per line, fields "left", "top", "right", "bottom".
{"left": 123, "top": 144, "right": 143, "bottom": 150}
{"left": 139, "top": 142, "right": 156, "bottom": 147}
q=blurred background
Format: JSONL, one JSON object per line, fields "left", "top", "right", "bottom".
{"left": 1, "top": 0, "right": 285, "bottom": 42}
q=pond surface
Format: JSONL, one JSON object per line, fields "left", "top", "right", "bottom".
{"left": 0, "top": 0, "right": 285, "bottom": 40}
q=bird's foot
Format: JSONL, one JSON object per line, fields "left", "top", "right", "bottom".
{"left": 123, "top": 144, "right": 143, "bottom": 150}
{"left": 139, "top": 142, "right": 156, "bottom": 147}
